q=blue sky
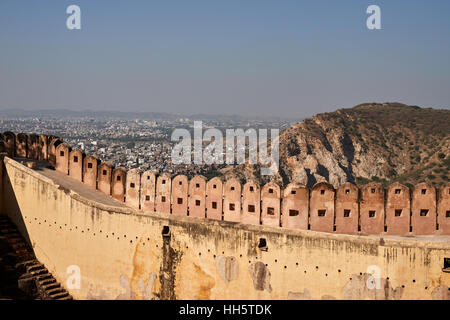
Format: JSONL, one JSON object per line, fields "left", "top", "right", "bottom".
{"left": 0, "top": 0, "right": 449, "bottom": 117}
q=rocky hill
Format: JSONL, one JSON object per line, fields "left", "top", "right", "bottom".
{"left": 220, "top": 103, "right": 450, "bottom": 188}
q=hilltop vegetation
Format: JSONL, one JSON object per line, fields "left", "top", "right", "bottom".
{"left": 220, "top": 103, "right": 450, "bottom": 188}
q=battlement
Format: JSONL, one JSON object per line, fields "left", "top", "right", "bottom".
{"left": 2, "top": 132, "right": 450, "bottom": 237}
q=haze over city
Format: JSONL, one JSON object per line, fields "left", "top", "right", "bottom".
{"left": 1, "top": 0, "right": 450, "bottom": 118}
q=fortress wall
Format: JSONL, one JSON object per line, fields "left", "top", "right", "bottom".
{"left": 125, "top": 169, "right": 141, "bottom": 210}
{"left": 55, "top": 143, "right": 70, "bottom": 175}
{"left": 242, "top": 180, "right": 261, "bottom": 225}
{"left": 386, "top": 183, "right": 410, "bottom": 235}
{"left": 111, "top": 168, "right": 127, "bottom": 202}
{"left": 48, "top": 138, "right": 62, "bottom": 168}
{"left": 155, "top": 173, "right": 171, "bottom": 214}
{"left": 16, "top": 133, "right": 28, "bottom": 158}
{"left": 205, "top": 177, "right": 223, "bottom": 221}
{"left": 281, "top": 183, "right": 309, "bottom": 230}
{"left": 360, "top": 183, "right": 385, "bottom": 235}
{"left": 4, "top": 133, "right": 449, "bottom": 237}
{"left": 27, "top": 134, "right": 39, "bottom": 160}
{"left": 2, "top": 157, "right": 450, "bottom": 300}
{"left": 2, "top": 132, "right": 16, "bottom": 157}
{"left": 412, "top": 183, "right": 437, "bottom": 235}
{"left": 335, "top": 183, "right": 359, "bottom": 235}
{"left": 188, "top": 175, "right": 206, "bottom": 218}
{"left": 83, "top": 156, "right": 99, "bottom": 190}
{"left": 438, "top": 184, "right": 450, "bottom": 235}
{"left": 310, "top": 182, "right": 335, "bottom": 233}
{"left": 261, "top": 182, "right": 281, "bottom": 227}
{"left": 38, "top": 134, "right": 50, "bottom": 161}
{"left": 140, "top": 171, "right": 156, "bottom": 213}
{"left": 97, "top": 162, "right": 113, "bottom": 196}
{"left": 69, "top": 149, "right": 84, "bottom": 182}
{"left": 223, "top": 178, "right": 242, "bottom": 223}
{"left": 171, "top": 175, "right": 188, "bottom": 216}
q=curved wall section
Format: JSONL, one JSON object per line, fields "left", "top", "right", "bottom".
{"left": 2, "top": 157, "right": 450, "bottom": 300}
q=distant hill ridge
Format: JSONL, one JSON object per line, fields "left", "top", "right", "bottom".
{"left": 221, "top": 102, "right": 450, "bottom": 188}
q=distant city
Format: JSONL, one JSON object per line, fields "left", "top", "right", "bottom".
{"left": 0, "top": 109, "right": 298, "bottom": 178}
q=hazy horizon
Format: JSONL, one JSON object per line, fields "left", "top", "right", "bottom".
{"left": 1, "top": 1, "right": 450, "bottom": 118}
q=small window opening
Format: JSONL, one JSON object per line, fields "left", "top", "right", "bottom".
{"left": 87, "top": 162, "right": 93, "bottom": 169}
{"left": 162, "top": 226, "right": 170, "bottom": 238}
{"left": 269, "top": 188, "right": 273, "bottom": 194}
{"left": 344, "top": 209, "right": 351, "bottom": 218}
{"left": 213, "top": 184, "right": 217, "bottom": 189}
{"left": 161, "top": 196, "right": 166, "bottom": 203}
{"left": 289, "top": 209, "right": 299, "bottom": 216}
{"left": 369, "top": 210, "right": 376, "bottom": 218}
{"left": 267, "top": 207, "right": 275, "bottom": 215}
{"left": 117, "top": 176, "right": 121, "bottom": 181}
{"left": 395, "top": 209, "right": 402, "bottom": 217}
{"left": 250, "top": 186, "right": 254, "bottom": 192}
{"left": 162, "top": 180, "right": 166, "bottom": 184}
{"left": 196, "top": 183, "right": 200, "bottom": 188}
{"left": 443, "top": 258, "right": 450, "bottom": 272}
{"left": 130, "top": 183, "right": 135, "bottom": 188}
{"left": 395, "top": 189, "right": 401, "bottom": 194}
{"left": 420, "top": 209, "right": 429, "bottom": 217}
{"left": 60, "top": 151, "right": 64, "bottom": 156}
{"left": 345, "top": 189, "right": 350, "bottom": 195}
{"left": 229, "top": 203, "right": 235, "bottom": 211}
{"left": 73, "top": 156, "right": 78, "bottom": 163}
{"left": 291, "top": 190, "right": 296, "bottom": 195}
{"left": 145, "top": 195, "right": 150, "bottom": 201}
{"left": 102, "top": 170, "right": 107, "bottom": 176}
{"left": 231, "top": 186, "right": 235, "bottom": 191}
{"left": 371, "top": 188, "right": 376, "bottom": 194}
{"left": 212, "top": 201, "right": 217, "bottom": 209}
{"left": 446, "top": 211, "right": 450, "bottom": 218}
{"left": 320, "top": 190, "right": 325, "bottom": 195}
{"left": 147, "top": 175, "right": 150, "bottom": 180}
{"left": 195, "top": 200, "right": 201, "bottom": 206}
{"left": 421, "top": 189, "right": 426, "bottom": 195}
{"left": 248, "top": 205, "right": 255, "bottom": 213}
{"left": 177, "top": 198, "right": 183, "bottom": 205}
{"left": 318, "top": 209, "right": 326, "bottom": 217}
{"left": 258, "top": 238, "right": 268, "bottom": 251}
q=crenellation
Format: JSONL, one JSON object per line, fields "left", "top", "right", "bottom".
{"left": 155, "top": 173, "right": 171, "bottom": 214}
{"left": 55, "top": 143, "right": 70, "bottom": 175}
{"left": 125, "top": 169, "right": 141, "bottom": 210}
{"left": 261, "top": 181, "right": 281, "bottom": 227}
{"left": 412, "top": 182, "right": 437, "bottom": 235}
{"left": 335, "top": 182, "right": 359, "bottom": 234}
{"left": 140, "top": 170, "right": 156, "bottom": 213}
{"left": 4, "top": 132, "right": 447, "bottom": 237}
{"left": 188, "top": 175, "right": 206, "bottom": 218}
{"left": 69, "top": 149, "right": 84, "bottom": 182}
{"left": 205, "top": 177, "right": 223, "bottom": 221}
{"left": 310, "top": 181, "right": 335, "bottom": 233}
{"left": 360, "top": 182, "right": 385, "bottom": 235}
{"left": 15, "top": 133, "right": 28, "bottom": 158}
{"left": 437, "top": 183, "right": 450, "bottom": 235}
{"left": 223, "top": 178, "right": 242, "bottom": 223}
{"left": 242, "top": 180, "right": 261, "bottom": 225}
{"left": 111, "top": 167, "right": 127, "bottom": 202}
{"left": 386, "top": 182, "right": 410, "bottom": 235}
{"left": 83, "top": 155, "right": 99, "bottom": 190}
{"left": 97, "top": 161, "right": 113, "bottom": 196}
{"left": 171, "top": 175, "right": 188, "bottom": 216}
{"left": 281, "top": 183, "right": 309, "bottom": 230}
